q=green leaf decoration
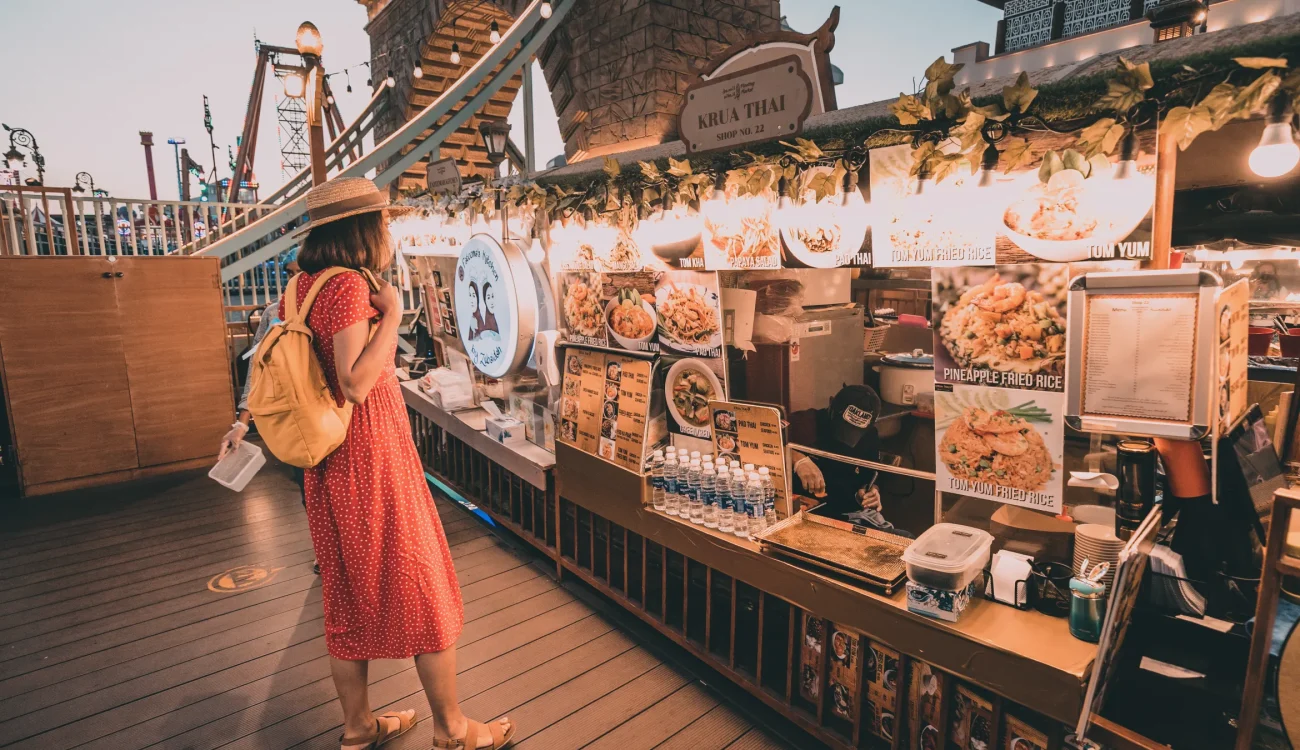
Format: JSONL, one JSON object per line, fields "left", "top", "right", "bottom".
{"left": 666, "top": 157, "right": 693, "bottom": 177}
{"left": 1076, "top": 117, "right": 1125, "bottom": 158}
{"left": 1199, "top": 82, "right": 1241, "bottom": 128}
{"left": 1235, "top": 57, "right": 1289, "bottom": 69}
{"left": 1039, "top": 150, "right": 1064, "bottom": 184}
{"left": 889, "top": 93, "right": 931, "bottom": 126}
{"left": 1162, "top": 105, "right": 1214, "bottom": 150}
{"left": 638, "top": 161, "right": 663, "bottom": 183}
{"left": 602, "top": 156, "right": 621, "bottom": 179}
{"left": 1000, "top": 137, "right": 1033, "bottom": 174}
{"left": 1002, "top": 72, "right": 1039, "bottom": 114}
{"left": 923, "top": 57, "right": 963, "bottom": 103}
{"left": 1231, "top": 70, "right": 1282, "bottom": 117}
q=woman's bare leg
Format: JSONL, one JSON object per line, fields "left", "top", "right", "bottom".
{"left": 415, "top": 647, "right": 511, "bottom": 747}
{"left": 331, "top": 658, "right": 377, "bottom": 747}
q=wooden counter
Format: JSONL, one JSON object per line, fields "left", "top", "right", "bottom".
{"left": 556, "top": 441, "right": 1096, "bottom": 727}
{"left": 401, "top": 381, "right": 554, "bottom": 490}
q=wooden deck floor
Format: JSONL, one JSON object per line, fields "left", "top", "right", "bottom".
{"left": 0, "top": 465, "right": 801, "bottom": 750}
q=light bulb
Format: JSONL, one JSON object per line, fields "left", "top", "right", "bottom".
{"left": 327, "top": 94, "right": 335, "bottom": 105}
{"left": 490, "top": 21, "right": 501, "bottom": 43}
{"left": 413, "top": 65, "right": 423, "bottom": 79}
{"left": 385, "top": 71, "right": 396, "bottom": 88}
{"left": 1250, "top": 122, "right": 1300, "bottom": 178}
{"left": 540, "top": 1, "right": 553, "bottom": 18}
{"left": 449, "top": 43, "right": 461, "bottom": 65}
{"left": 282, "top": 73, "right": 306, "bottom": 98}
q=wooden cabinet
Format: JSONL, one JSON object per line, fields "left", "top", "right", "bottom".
{"left": 0, "top": 256, "right": 235, "bottom": 496}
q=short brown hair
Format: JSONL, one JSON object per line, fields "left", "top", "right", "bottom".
{"left": 296, "top": 211, "right": 392, "bottom": 273}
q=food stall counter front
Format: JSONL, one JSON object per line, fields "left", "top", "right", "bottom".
{"left": 403, "top": 381, "right": 559, "bottom": 560}
{"left": 556, "top": 442, "right": 1097, "bottom": 731}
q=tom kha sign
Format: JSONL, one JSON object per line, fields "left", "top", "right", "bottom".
{"left": 679, "top": 55, "right": 813, "bottom": 154}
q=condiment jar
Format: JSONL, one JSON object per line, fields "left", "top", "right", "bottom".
{"left": 1068, "top": 576, "right": 1107, "bottom": 643}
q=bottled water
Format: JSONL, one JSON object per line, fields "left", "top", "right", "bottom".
{"left": 702, "top": 453, "right": 714, "bottom": 467}
{"left": 759, "top": 466, "right": 778, "bottom": 529}
{"left": 743, "top": 471, "right": 764, "bottom": 538}
{"left": 663, "top": 453, "right": 680, "bottom": 516}
{"left": 687, "top": 460, "right": 704, "bottom": 524}
{"left": 716, "top": 465, "right": 733, "bottom": 533}
{"left": 753, "top": 468, "right": 773, "bottom": 537}
{"left": 743, "top": 463, "right": 756, "bottom": 474}
{"left": 650, "top": 450, "right": 666, "bottom": 511}
{"left": 701, "top": 465, "right": 718, "bottom": 528}
{"left": 733, "top": 469, "right": 750, "bottom": 538}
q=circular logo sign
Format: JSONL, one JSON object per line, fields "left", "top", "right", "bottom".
{"left": 454, "top": 234, "right": 538, "bottom": 379}
{"left": 207, "top": 565, "right": 282, "bottom": 593}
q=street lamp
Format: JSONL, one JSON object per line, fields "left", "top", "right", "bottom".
{"left": 295, "top": 21, "right": 327, "bottom": 186}
{"left": 72, "top": 172, "right": 97, "bottom": 194}
{"left": 478, "top": 120, "right": 511, "bottom": 168}
{"left": 3, "top": 124, "right": 45, "bottom": 185}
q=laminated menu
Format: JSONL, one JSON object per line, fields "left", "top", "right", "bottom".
{"left": 863, "top": 641, "right": 902, "bottom": 746}
{"left": 709, "top": 400, "right": 789, "bottom": 517}
{"left": 951, "top": 683, "right": 996, "bottom": 750}
{"left": 1003, "top": 712, "right": 1052, "bottom": 750}
{"left": 1081, "top": 292, "right": 1198, "bottom": 424}
{"left": 798, "top": 613, "right": 826, "bottom": 705}
{"left": 826, "top": 625, "right": 861, "bottom": 723}
{"left": 558, "top": 348, "right": 654, "bottom": 474}
{"left": 907, "top": 660, "right": 949, "bottom": 750}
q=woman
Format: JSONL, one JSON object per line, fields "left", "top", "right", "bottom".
{"left": 467, "top": 280, "right": 485, "bottom": 340}
{"left": 480, "top": 281, "right": 500, "bottom": 336}
{"left": 284, "top": 178, "right": 513, "bottom": 750}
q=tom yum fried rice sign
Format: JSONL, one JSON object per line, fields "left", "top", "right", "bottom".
{"left": 679, "top": 56, "right": 813, "bottom": 154}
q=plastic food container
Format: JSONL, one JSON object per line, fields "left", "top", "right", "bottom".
{"left": 902, "top": 523, "right": 993, "bottom": 591}
{"left": 208, "top": 441, "right": 266, "bottom": 492}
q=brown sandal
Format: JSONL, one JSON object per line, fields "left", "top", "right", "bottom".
{"left": 340, "top": 710, "right": 418, "bottom": 750}
{"left": 432, "top": 718, "right": 516, "bottom": 750}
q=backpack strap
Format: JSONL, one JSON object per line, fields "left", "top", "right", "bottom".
{"left": 285, "top": 267, "right": 355, "bottom": 324}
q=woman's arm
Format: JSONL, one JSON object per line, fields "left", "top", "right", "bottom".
{"left": 332, "top": 278, "right": 402, "bottom": 405}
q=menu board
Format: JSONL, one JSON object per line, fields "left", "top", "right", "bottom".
{"left": 950, "top": 683, "right": 996, "bottom": 750}
{"left": 1215, "top": 280, "right": 1249, "bottom": 433}
{"left": 558, "top": 348, "right": 653, "bottom": 473}
{"left": 709, "top": 400, "right": 789, "bottom": 517}
{"left": 935, "top": 383, "right": 1066, "bottom": 515}
{"left": 557, "top": 269, "right": 724, "bottom": 357}
{"left": 871, "top": 126, "right": 1156, "bottom": 268}
{"left": 1081, "top": 293, "right": 1198, "bottom": 423}
{"left": 826, "top": 625, "right": 862, "bottom": 723}
{"left": 798, "top": 613, "right": 826, "bottom": 705}
{"left": 907, "top": 660, "right": 950, "bottom": 750}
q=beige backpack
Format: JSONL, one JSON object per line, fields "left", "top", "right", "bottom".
{"left": 247, "top": 268, "right": 374, "bottom": 468}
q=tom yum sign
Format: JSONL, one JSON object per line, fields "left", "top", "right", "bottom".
{"left": 679, "top": 55, "right": 813, "bottom": 154}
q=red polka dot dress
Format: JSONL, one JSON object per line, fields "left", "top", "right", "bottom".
{"left": 282, "top": 269, "right": 464, "bottom": 660}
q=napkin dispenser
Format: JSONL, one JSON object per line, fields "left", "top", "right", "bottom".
{"left": 482, "top": 400, "right": 525, "bottom": 445}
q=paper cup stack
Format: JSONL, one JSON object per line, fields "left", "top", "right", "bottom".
{"left": 1073, "top": 524, "right": 1124, "bottom": 590}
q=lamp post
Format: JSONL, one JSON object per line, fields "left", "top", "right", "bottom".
{"left": 295, "top": 21, "right": 328, "bottom": 186}
{"left": 3, "top": 124, "right": 45, "bottom": 186}
{"left": 166, "top": 138, "right": 186, "bottom": 201}
{"left": 479, "top": 120, "right": 511, "bottom": 240}
{"left": 72, "top": 172, "right": 97, "bottom": 195}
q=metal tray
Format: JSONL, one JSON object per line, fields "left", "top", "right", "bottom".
{"left": 757, "top": 509, "right": 910, "bottom": 595}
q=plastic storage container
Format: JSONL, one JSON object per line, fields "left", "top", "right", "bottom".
{"left": 902, "top": 523, "right": 993, "bottom": 591}
{"left": 208, "top": 441, "right": 266, "bottom": 492}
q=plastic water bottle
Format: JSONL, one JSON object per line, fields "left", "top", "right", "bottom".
{"left": 716, "top": 465, "right": 734, "bottom": 533}
{"left": 663, "top": 453, "right": 680, "bottom": 516}
{"left": 732, "top": 469, "right": 750, "bottom": 538}
{"left": 742, "top": 471, "right": 764, "bottom": 538}
{"left": 759, "top": 466, "right": 778, "bottom": 529}
{"left": 754, "top": 468, "right": 773, "bottom": 536}
{"left": 650, "top": 450, "right": 666, "bottom": 511}
{"left": 701, "top": 465, "right": 718, "bottom": 528}
{"left": 702, "top": 453, "right": 714, "bottom": 467}
{"left": 687, "top": 460, "right": 704, "bottom": 524}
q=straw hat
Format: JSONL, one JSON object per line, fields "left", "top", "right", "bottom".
{"left": 292, "top": 177, "right": 416, "bottom": 238}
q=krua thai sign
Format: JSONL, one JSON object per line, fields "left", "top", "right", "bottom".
{"left": 679, "top": 55, "right": 813, "bottom": 154}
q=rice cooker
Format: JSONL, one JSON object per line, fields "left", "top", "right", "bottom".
{"left": 873, "top": 349, "right": 933, "bottom": 407}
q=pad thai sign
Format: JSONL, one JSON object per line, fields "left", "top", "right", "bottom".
{"left": 680, "top": 55, "right": 813, "bottom": 154}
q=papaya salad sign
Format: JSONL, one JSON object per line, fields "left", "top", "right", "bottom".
{"left": 932, "top": 264, "right": 1068, "bottom": 514}
{"left": 870, "top": 127, "right": 1155, "bottom": 267}
{"left": 557, "top": 269, "right": 724, "bottom": 358}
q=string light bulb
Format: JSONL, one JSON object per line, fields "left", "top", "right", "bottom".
{"left": 1250, "top": 93, "right": 1299, "bottom": 178}
{"left": 385, "top": 70, "right": 396, "bottom": 88}
{"left": 540, "top": 1, "right": 553, "bottom": 18}
{"left": 490, "top": 21, "right": 502, "bottom": 43}
{"left": 450, "top": 42, "right": 461, "bottom": 65}
{"left": 413, "top": 64, "right": 423, "bottom": 79}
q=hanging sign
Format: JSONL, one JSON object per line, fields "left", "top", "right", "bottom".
{"left": 454, "top": 234, "right": 538, "bottom": 379}
{"left": 425, "top": 157, "right": 462, "bottom": 196}
{"left": 679, "top": 55, "right": 814, "bottom": 154}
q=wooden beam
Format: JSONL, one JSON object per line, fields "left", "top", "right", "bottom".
{"left": 1149, "top": 130, "right": 1178, "bottom": 270}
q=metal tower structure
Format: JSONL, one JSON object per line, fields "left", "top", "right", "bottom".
{"left": 273, "top": 71, "right": 311, "bottom": 179}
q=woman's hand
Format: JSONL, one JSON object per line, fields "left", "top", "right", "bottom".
{"left": 370, "top": 277, "right": 401, "bottom": 317}
{"left": 794, "top": 456, "right": 826, "bottom": 497}
{"left": 856, "top": 486, "right": 882, "bottom": 511}
{"left": 218, "top": 421, "right": 248, "bottom": 461}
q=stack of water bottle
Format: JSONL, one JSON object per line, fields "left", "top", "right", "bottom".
{"left": 650, "top": 449, "right": 778, "bottom": 539}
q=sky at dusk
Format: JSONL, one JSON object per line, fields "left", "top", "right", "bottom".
{"left": 0, "top": 0, "right": 1000, "bottom": 199}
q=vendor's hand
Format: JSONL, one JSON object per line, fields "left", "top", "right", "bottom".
{"left": 857, "top": 486, "right": 882, "bottom": 511}
{"left": 794, "top": 457, "right": 826, "bottom": 497}
{"left": 370, "top": 277, "right": 401, "bottom": 317}
{"left": 218, "top": 422, "right": 248, "bottom": 461}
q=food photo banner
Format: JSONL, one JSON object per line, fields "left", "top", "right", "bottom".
{"left": 558, "top": 268, "right": 725, "bottom": 358}
{"left": 870, "top": 126, "right": 1156, "bottom": 268}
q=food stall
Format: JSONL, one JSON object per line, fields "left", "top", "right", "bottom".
{"left": 391, "top": 15, "right": 1300, "bottom": 750}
